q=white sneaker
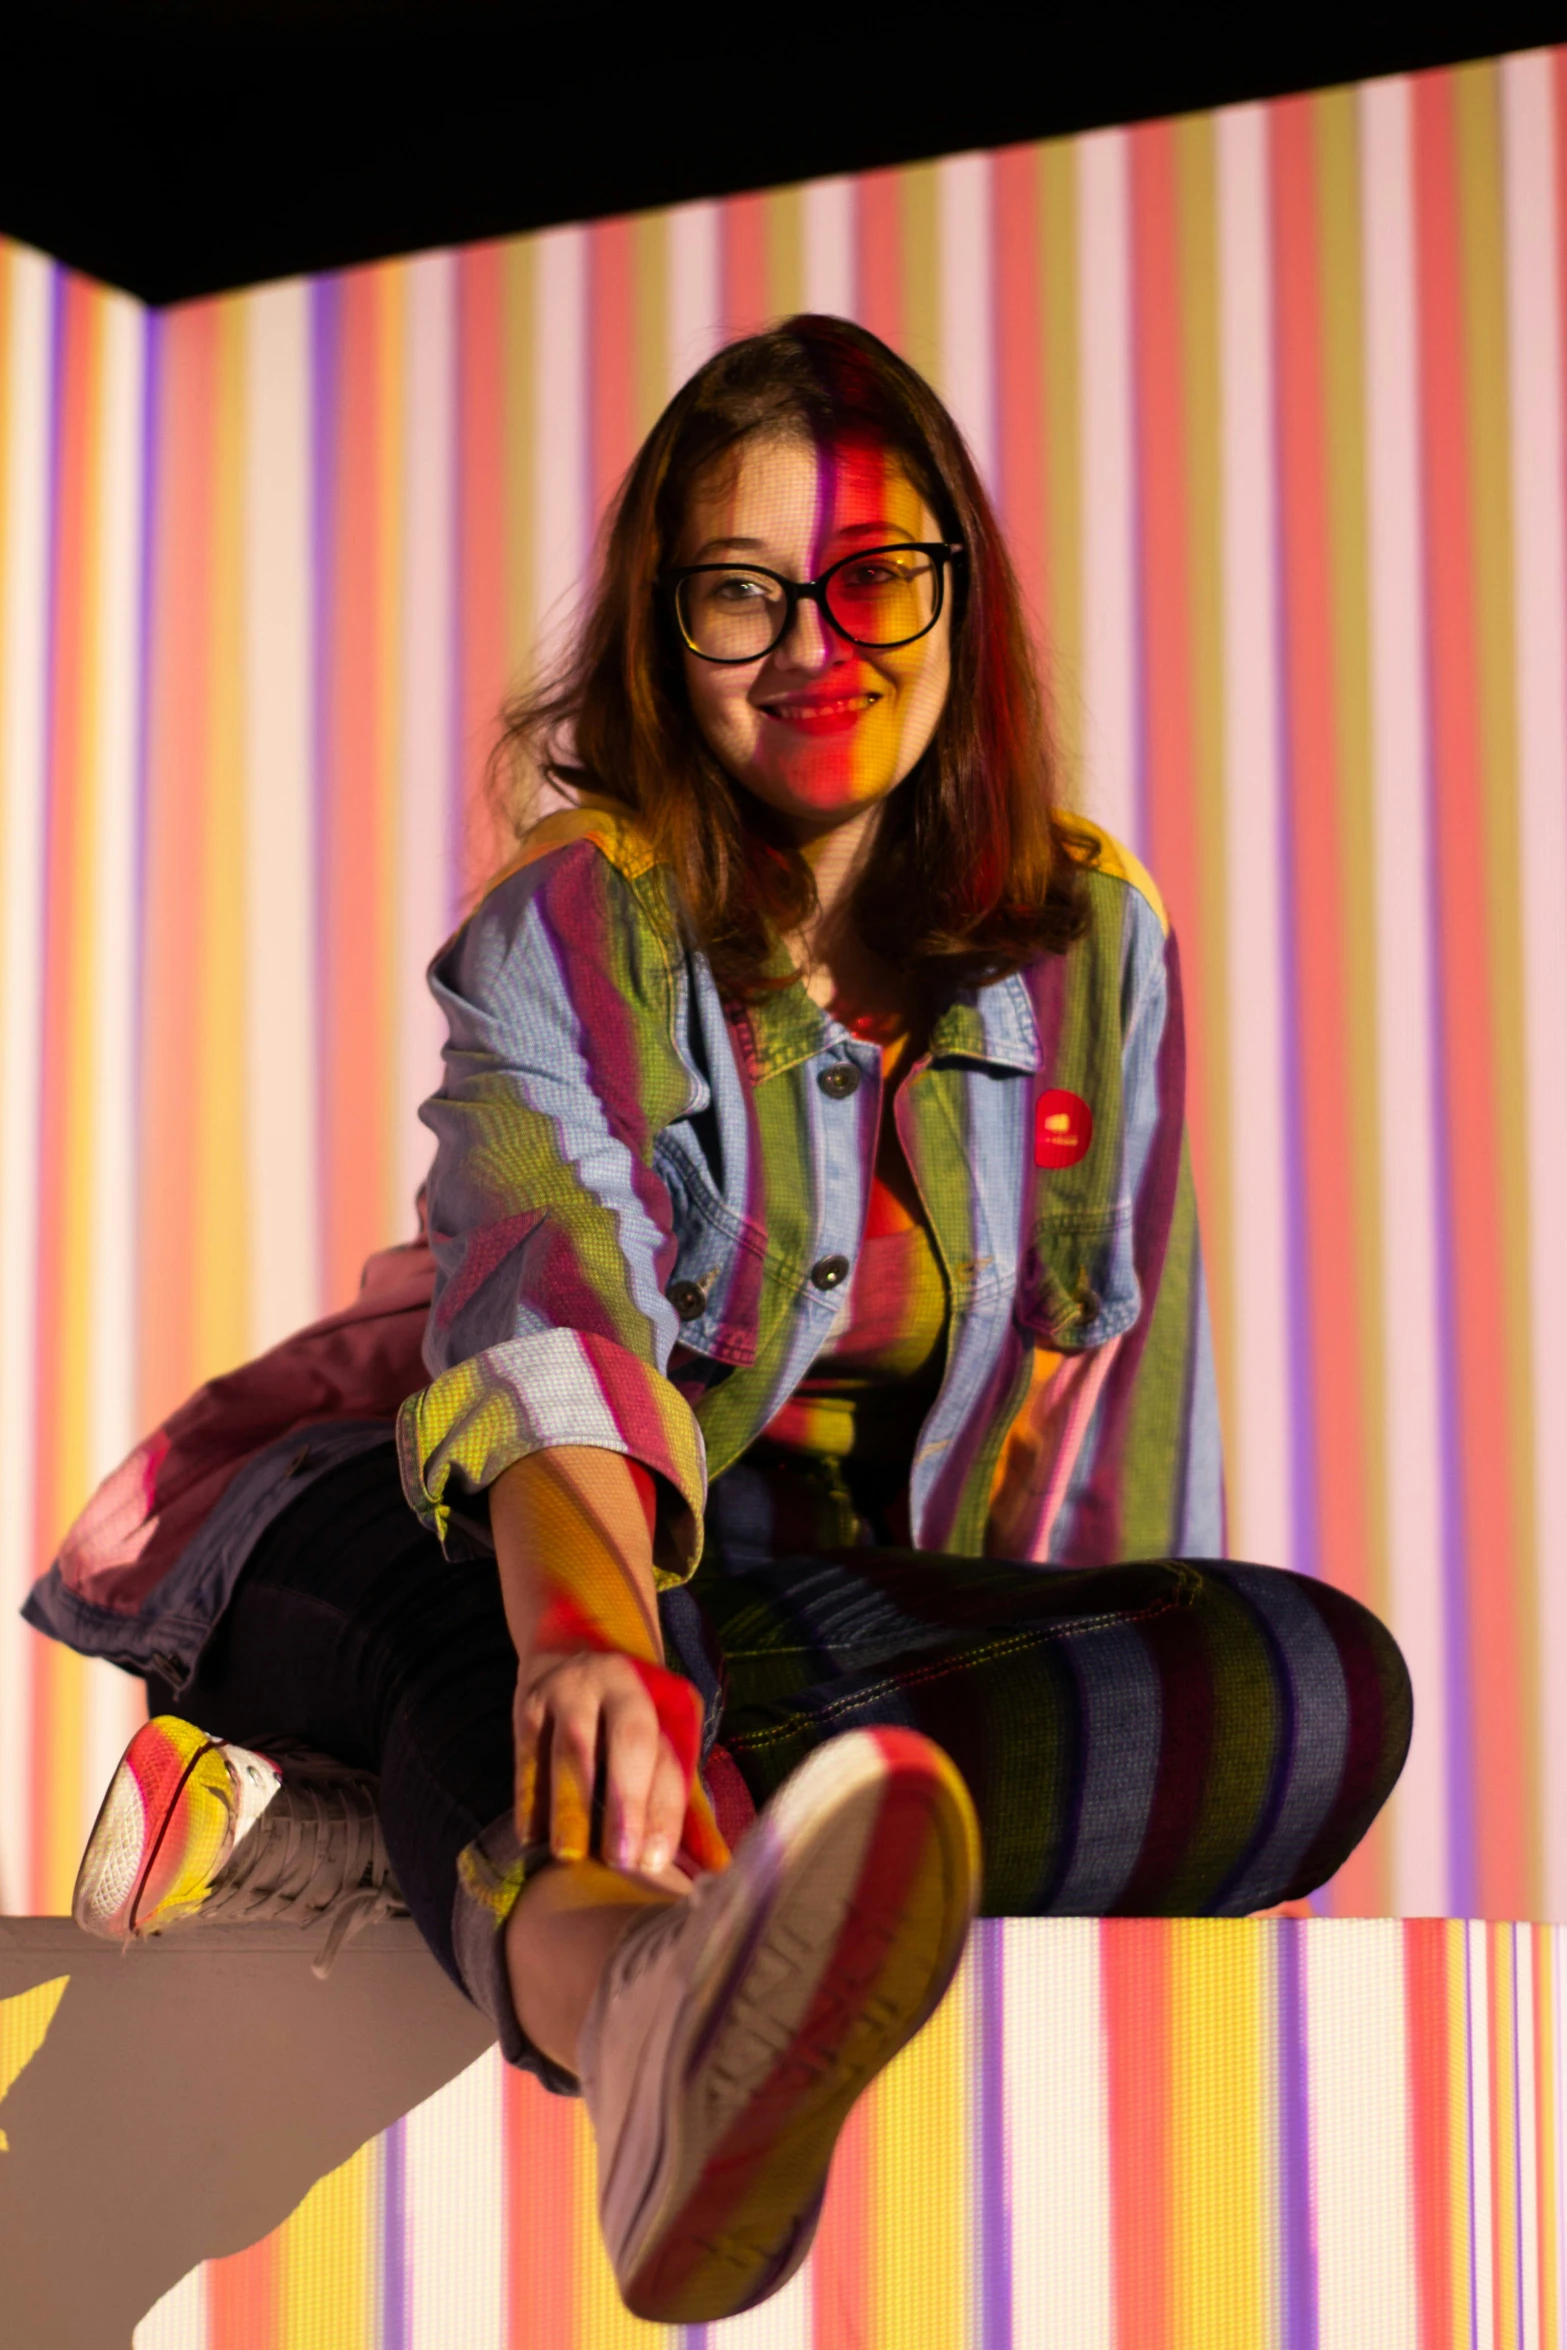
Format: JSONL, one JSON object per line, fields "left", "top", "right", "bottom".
{"left": 74, "top": 1714, "right": 407, "bottom": 1978}
{"left": 578, "top": 1725, "right": 980, "bottom": 2323}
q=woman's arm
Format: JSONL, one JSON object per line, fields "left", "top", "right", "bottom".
{"left": 492, "top": 1448, "right": 729, "bottom": 1877}
{"left": 490, "top": 1446, "right": 664, "bottom": 1668}
{"left": 401, "top": 833, "right": 708, "bottom": 1584}
{"left": 402, "top": 833, "right": 731, "bottom": 1877}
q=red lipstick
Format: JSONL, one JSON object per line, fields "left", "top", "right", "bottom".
{"left": 758, "top": 690, "right": 880, "bottom": 734}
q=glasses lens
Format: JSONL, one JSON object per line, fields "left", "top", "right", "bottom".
{"left": 676, "top": 569, "right": 787, "bottom": 660}
{"left": 822, "top": 548, "right": 938, "bottom": 646}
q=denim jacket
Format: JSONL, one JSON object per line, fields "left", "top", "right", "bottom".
{"left": 404, "top": 794, "right": 1221, "bottom": 1579}
{"left": 26, "top": 803, "right": 1222, "bottom": 1686}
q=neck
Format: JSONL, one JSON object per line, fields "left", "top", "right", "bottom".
{"left": 785, "top": 802, "right": 909, "bottom": 1020}
{"left": 792, "top": 799, "right": 883, "bottom": 934}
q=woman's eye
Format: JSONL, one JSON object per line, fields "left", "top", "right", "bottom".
{"left": 843, "top": 558, "right": 918, "bottom": 589}
{"left": 710, "top": 574, "right": 774, "bottom": 604}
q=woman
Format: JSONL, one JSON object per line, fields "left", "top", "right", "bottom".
{"left": 45, "top": 317, "right": 1410, "bottom": 2323}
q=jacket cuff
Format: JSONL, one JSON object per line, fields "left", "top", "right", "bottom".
{"left": 395, "top": 1328, "right": 706, "bottom": 1585}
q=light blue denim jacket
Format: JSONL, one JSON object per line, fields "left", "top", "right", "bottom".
{"left": 26, "top": 804, "right": 1222, "bottom": 1688}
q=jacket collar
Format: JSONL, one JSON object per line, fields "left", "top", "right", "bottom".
{"left": 545, "top": 799, "right": 1047, "bottom": 1083}
{"left": 926, "top": 974, "right": 1041, "bottom": 1071}
{"left": 737, "top": 967, "right": 1041, "bottom": 1082}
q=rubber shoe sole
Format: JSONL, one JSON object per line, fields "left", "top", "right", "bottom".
{"left": 603, "top": 1726, "right": 980, "bottom": 2323}
{"left": 74, "top": 1716, "right": 246, "bottom": 1939}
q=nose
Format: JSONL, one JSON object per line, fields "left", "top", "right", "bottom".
{"left": 773, "top": 587, "right": 836, "bottom": 670}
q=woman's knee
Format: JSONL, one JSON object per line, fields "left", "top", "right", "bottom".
{"left": 1211, "top": 1562, "right": 1410, "bottom": 1763}
{"left": 1193, "top": 1560, "right": 1413, "bottom": 1903}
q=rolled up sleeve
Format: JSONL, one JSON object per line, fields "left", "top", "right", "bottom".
{"left": 397, "top": 839, "right": 708, "bottom": 1583}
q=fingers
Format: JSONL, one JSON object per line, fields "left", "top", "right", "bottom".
{"left": 544, "top": 1692, "right": 599, "bottom": 1865}
{"left": 638, "top": 1738, "right": 690, "bottom": 1877}
{"left": 518, "top": 1654, "right": 678, "bottom": 1871}
{"left": 600, "top": 1685, "right": 662, "bottom": 1869}
{"left": 516, "top": 1652, "right": 722, "bottom": 1878}
{"left": 513, "top": 1666, "right": 602, "bottom": 1861}
{"left": 512, "top": 1681, "right": 545, "bottom": 1844}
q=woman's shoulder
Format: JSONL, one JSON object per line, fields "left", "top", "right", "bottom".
{"left": 430, "top": 797, "right": 683, "bottom": 1021}
{"left": 455, "top": 797, "right": 677, "bottom": 950}
{"left": 482, "top": 796, "right": 661, "bottom": 898}
{"left": 1057, "top": 813, "right": 1170, "bottom": 943}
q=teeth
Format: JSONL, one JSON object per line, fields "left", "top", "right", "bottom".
{"left": 768, "top": 696, "right": 876, "bottom": 718}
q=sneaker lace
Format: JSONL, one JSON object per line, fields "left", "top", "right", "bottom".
{"left": 204, "top": 1756, "right": 408, "bottom": 1979}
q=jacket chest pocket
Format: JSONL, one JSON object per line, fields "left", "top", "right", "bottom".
{"left": 656, "top": 1145, "right": 767, "bottom": 1367}
{"left": 1017, "top": 1201, "right": 1141, "bottom": 1352}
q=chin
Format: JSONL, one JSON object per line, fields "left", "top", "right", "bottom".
{"left": 754, "top": 773, "right": 894, "bottom": 830}
{"left": 750, "top": 743, "right": 900, "bottom": 812}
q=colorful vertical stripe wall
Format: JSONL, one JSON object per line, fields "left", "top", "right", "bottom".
{"left": 118, "top": 1918, "right": 1567, "bottom": 2350}
{"left": 1, "top": 47, "right": 1566, "bottom": 1921}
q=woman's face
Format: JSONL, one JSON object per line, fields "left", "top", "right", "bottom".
{"left": 673, "top": 431, "right": 953, "bottom": 840}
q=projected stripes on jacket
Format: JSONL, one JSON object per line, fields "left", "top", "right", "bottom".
{"left": 400, "top": 802, "right": 1222, "bottom": 1577}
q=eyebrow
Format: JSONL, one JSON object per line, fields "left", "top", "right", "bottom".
{"left": 689, "top": 521, "right": 921, "bottom": 562}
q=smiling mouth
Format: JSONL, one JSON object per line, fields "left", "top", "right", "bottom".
{"left": 759, "top": 692, "right": 881, "bottom": 727}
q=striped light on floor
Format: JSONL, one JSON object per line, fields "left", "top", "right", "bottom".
{"left": 125, "top": 1922, "right": 1567, "bottom": 2349}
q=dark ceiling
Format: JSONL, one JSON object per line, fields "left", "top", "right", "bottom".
{"left": 5, "top": 2, "right": 1561, "bottom": 305}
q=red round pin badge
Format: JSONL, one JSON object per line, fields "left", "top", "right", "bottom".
{"left": 1035, "top": 1089, "right": 1093, "bottom": 1168}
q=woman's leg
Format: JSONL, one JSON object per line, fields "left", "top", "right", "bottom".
{"left": 173, "top": 1442, "right": 605, "bottom": 2090}
{"left": 695, "top": 1550, "right": 1412, "bottom": 1916}
{"left": 174, "top": 1443, "right": 1408, "bottom": 2082}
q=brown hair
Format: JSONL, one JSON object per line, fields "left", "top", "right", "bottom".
{"left": 490, "top": 314, "right": 1094, "bottom": 1000}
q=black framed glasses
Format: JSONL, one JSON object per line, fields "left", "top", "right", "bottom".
{"left": 659, "top": 541, "right": 965, "bottom": 665}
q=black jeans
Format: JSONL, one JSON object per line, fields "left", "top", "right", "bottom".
{"left": 170, "top": 1441, "right": 1412, "bottom": 2090}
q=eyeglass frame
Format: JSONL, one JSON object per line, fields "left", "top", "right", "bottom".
{"left": 657, "top": 541, "right": 966, "bottom": 665}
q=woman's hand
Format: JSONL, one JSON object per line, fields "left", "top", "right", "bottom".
{"left": 492, "top": 1447, "right": 733, "bottom": 1880}
{"left": 514, "top": 1647, "right": 705, "bottom": 1877}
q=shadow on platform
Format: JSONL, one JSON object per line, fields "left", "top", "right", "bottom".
{"left": 0, "top": 1916, "right": 494, "bottom": 2350}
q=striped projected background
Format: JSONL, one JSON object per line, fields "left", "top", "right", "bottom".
{"left": 128, "top": 1918, "right": 1567, "bottom": 2350}
{"left": 1, "top": 46, "right": 1566, "bottom": 1930}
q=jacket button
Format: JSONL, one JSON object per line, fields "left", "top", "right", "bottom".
{"left": 818, "top": 1062, "right": 861, "bottom": 1099}
{"left": 1073, "top": 1270, "right": 1102, "bottom": 1322}
{"left": 668, "top": 1279, "right": 707, "bottom": 1322}
{"left": 810, "top": 1254, "right": 851, "bottom": 1291}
